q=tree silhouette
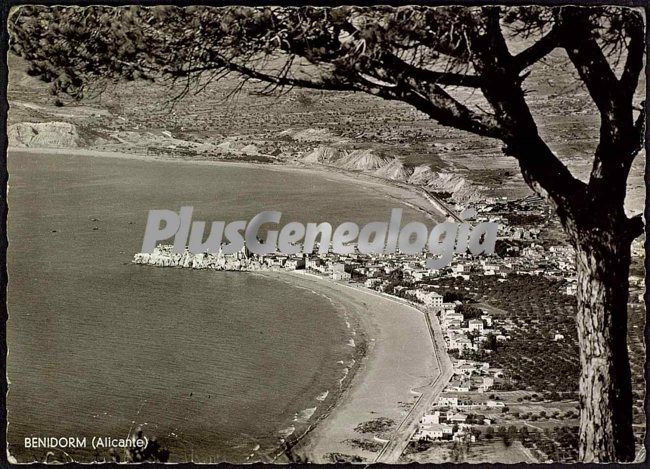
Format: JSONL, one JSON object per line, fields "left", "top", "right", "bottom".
{"left": 8, "top": 5, "right": 645, "bottom": 462}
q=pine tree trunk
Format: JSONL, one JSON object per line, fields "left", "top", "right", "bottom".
{"left": 574, "top": 230, "right": 635, "bottom": 462}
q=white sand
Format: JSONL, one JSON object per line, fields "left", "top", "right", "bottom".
{"left": 8, "top": 146, "right": 451, "bottom": 462}
{"left": 261, "top": 271, "right": 447, "bottom": 463}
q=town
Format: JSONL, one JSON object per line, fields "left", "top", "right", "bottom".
{"left": 133, "top": 195, "right": 581, "bottom": 294}
{"left": 133, "top": 194, "right": 646, "bottom": 463}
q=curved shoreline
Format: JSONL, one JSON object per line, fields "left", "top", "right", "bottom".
{"left": 249, "top": 271, "right": 370, "bottom": 463}
{"left": 8, "top": 146, "right": 449, "bottom": 224}
{"left": 9, "top": 146, "right": 449, "bottom": 463}
{"left": 258, "top": 271, "right": 443, "bottom": 464}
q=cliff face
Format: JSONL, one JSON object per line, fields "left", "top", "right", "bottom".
{"left": 302, "top": 145, "right": 345, "bottom": 164}
{"left": 300, "top": 146, "right": 481, "bottom": 204}
{"left": 336, "top": 149, "right": 389, "bottom": 170}
{"left": 406, "top": 165, "right": 481, "bottom": 203}
{"left": 408, "top": 165, "right": 435, "bottom": 185}
{"left": 373, "top": 157, "right": 413, "bottom": 182}
{"left": 425, "top": 172, "right": 481, "bottom": 203}
{"left": 133, "top": 245, "right": 265, "bottom": 271}
{"left": 9, "top": 122, "right": 80, "bottom": 148}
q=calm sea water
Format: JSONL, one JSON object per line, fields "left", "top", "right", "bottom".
{"left": 7, "top": 151, "right": 427, "bottom": 462}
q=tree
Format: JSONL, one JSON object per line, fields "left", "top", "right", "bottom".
{"left": 520, "top": 426, "right": 529, "bottom": 442}
{"left": 8, "top": 5, "right": 645, "bottom": 462}
{"left": 497, "top": 425, "right": 513, "bottom": 447}
{"left": 507, "top": 425, "right": 518, "bottom": 444}
{"left": 483, "top": 332, "right": 498, "bottom": 351}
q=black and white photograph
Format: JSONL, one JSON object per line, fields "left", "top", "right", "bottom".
{"left": 2, "top": 2, "right": 648, "bottom": 464}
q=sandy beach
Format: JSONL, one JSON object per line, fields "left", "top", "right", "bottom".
{"left": 260, "top": 271, "right": 446, "bottom": 463}
{"left": 8, "top": 146, "right": 450, "bottom": 463}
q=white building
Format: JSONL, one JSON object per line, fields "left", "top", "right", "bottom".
{"left": 332, "top": 271, "right": 351, "bottom": 281}
{"left": 443, "top": 311, "right": 464, "bottom": 323}
{"left": 285, "top": 258, "right": 305, "bottom": 270}
{"left": 421, "top": 411, "right": 442, "bottom": 425}
{"left": 417, "top": 424, "right": 454, "bottom": 440}
{"left": 468, "top": 319, "right": 484, "bottom": 332}
{"left": 447, "top": 412, "right": 468, "bottom": 423}
{"left": 365, "top": 278, "right": 382, "bottom": 288}
{"left": 437, "top": 396, "right": 458, "bottom": 407}
{"left": 414, "top": 290, "right": 443, "bottom": 307}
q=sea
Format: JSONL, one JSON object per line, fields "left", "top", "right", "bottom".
{"left": 6, "top": 151, "right": 429, "bottom": 463}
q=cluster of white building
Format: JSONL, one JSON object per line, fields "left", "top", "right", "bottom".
{"left": 411, "top": 301, "right": 512, "bottom": 444}
{"left": 413, "top": 375, "right": 507, "bottom": 443}
{"left": 415, "top": 410, "right": 483, "bottom": 442}
{"left": 439, "top": 306, "right": 508, "bottom": 355}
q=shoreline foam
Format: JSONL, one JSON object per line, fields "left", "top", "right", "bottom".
{"left": 9, "top": 147, "right": 448, "bottom": 463}
{"left": 257, "top": 271, "right": 443, "bottom": 464}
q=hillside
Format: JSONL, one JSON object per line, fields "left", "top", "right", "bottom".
{"left": 6, "top": 51, "right": 645, "bottom": 213}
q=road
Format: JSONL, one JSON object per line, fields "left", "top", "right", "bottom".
{"left": 421, "top": 188, "right": 463, "bottom": 222}
{"left": 374, "top": 311, "right": 454, "bottom": 463}
{"left": 272, "top": 273, "right": 456, "bottom": 464}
